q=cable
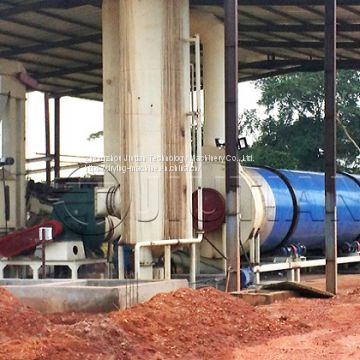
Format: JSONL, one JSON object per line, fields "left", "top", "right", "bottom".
{"left": 204, "top": 233, "right": 252, "bottom": 267}
{"left": 203, "top": 235, "right": 227, "bottom": 260}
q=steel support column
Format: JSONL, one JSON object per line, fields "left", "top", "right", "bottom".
{"left": 44, "top": 93, "right": 51, "bottom": 185}
{"left": 54, "top": 97, "right": 60, "bottom": 179}
{"left": 224, "top": 0, "right": 240, "bottom": 291}
{"left": 324, "top": 0, "right": 338, "bottom": 294}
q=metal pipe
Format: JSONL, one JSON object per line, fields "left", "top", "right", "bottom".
{"left": 117, "top": 245, "right": 124, "bottom": 280}
{"left": 164, "top": 245, "right": 171, "bottom": 280}
{"left": 222, "top": 223, "right": 227, "bottom": 273}
{"left": 190, "top": 63, "right": 196, "bottom": 158}
{"left": 253, "top": 254, "right": 360, "bottom": 276}
{"left": 134, "top": 235, "right": 203, "bottom": 283}
{"left": 44, "top": 93, "right": 51, "bottom": 185}
{"left": 194, "top": 34, "right": 203, "bottom": 233}
{"left": 194, "top": 33, "right": 203, "bottom": 287}
{"left": 255, "top": 231, "right": 261, "bottom": 265}
{"left": 224, "top": 0, "right": 240, "bottom": 292}
{"left": 36, "top": 152, "right": 91, "bottom": 159}
{"left": 1, "top": 167, "right": 8, "bottom": 234}
{"left": 26, "top": 156, "right": 53, "bottom": 164}
{"left": 324, "top": 0, "right": 338, "bottom": 294}
{"left": 190, "top": 243, "right": 197, "bottom": 286}
{"left": 26, "top": 161, "right": 103, "bottom": 175}
{"left": 187, "top": 34, "right": 203, "bottom": 287}
{"left": 54, "top": 97, "right": 61, "bottom": 179}
{"left": 41, "top": 240, "right": 46, "bottom": 279}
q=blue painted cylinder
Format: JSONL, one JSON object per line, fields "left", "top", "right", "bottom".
{"left": 249, "top": 168, "right": 360, "bottom": 252}
{"left": 251, "top": 167, "right": 294, "bottom": 252}
{"left": 281, "top": 170, "right": 360, "bottom": 250}
{"left": 353, "top": 174, "right": 360, "bottom": 183}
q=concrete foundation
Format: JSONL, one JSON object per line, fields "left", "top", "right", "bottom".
{"left": 2, "top": 278, "right": 188, "bottom": 313}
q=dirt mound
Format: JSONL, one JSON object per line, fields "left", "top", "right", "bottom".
{"left": 0, "top": 311, "right": 134, "bottom": 360}
{"left": 110, "top": 287, "right": 305, "bottom": 359}
{"left": 3, "top": 276, "right": 360, "bottom": 359}
{"left": 0, "top": 286, "right": 311, "bottom": 360}
{"left": 0, "top": 288, "right": 48, "bottom": 341}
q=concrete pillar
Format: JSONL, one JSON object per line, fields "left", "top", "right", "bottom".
{"left": 190, "top": 9, "right": 225, "bottom": 148}
{"left": 190, "top": 10, "right": 226, "bottom": 264}
{"left": 102, "top": 0, "right": 192, "bottom": 279}
{"left": 0, "top": 59, "right": 26, "bottom": 229}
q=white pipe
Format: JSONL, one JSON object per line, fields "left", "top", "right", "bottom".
{"left": 194, "top": 34, "right": 203, "bottom": 235}
{"left": 117, "top": 245, "right": 124, "bottom": 280}
{"left": 190, "top": 243, "right": 197, "bottom": 286}
{"left": 164, "top": 245, "right": 171, "bottom": 280}
{"left": 186, "top": 34, "right": 203, "bottom": 287}
{"left": 222, "top": 223, "right": 227, "bottom": 274}
{"left": 189, "top": 63, "right": 197, "bottom": 159}
{"left": 134, "top": 235, "right": 203, "bottom": 282}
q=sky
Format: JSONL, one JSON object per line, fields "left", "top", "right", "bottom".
{"left": 26, "top": 92, "right": 104, "bottom": 181}
{"left": 24, "top": 82, "right": 261, "bottom": 182}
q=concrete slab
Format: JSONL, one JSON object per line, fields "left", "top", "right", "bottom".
{"left": 262, "top": 281, "right": 334, "bottom": 298}
{"left": 3, "top": 278, "right": 188, "bottom": 313}
{"left": 232, "top": 290, "right": 299, "bottom": 306}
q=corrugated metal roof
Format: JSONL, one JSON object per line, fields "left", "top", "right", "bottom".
{"left": 1, "top": 0, "right": 360, "bottom": 100}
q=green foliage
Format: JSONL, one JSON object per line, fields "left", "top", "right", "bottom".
{"left": 241, "top": 71, "right": 360, "bottom": 172}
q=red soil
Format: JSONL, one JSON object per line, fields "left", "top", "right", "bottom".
{"left": 0, "top": 288, "right": 48, "bottom": 342}
{"left": 1, "top": 275, "right": 360, "bottom": 359}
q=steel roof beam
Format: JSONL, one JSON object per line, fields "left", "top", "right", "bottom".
{"left": 0, "top": 33, "right": 101, "bottom": 58}
{"left": 239, "top": 40, "right": 360, "bottom": 48}
{"left": 240, "top": 59, "right": 360, "bottom": 69}
{"left": 239, "top": 66, "right": 312, "bottom": 82}
{"left": 239, "top": 60, "right": 360, "bottom": 82}
{"left": 239, "top": 23, "right": 360, "bottom": 32}
{"left": 40, "top": 77, "right": 101, "bottom": 87}
{"left": 264, "top": 4, "right": 360, "bottom": 57}
{"left": 0, "top": 0, "right": 101, "bottom": 18}
{"left": 191, "top": 0, "right": 360, "bottom": 5}
{"left": 33, "top": 62, "right": 102, "bottom": 79}
{"left": 239, "top": 9, "right": 325, "bottom": 59}
{"left": 52, "top": 84, "right": 102, "bottom": 97}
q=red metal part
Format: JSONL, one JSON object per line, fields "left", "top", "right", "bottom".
{"left": 192, "top": 188, "right": 225, "bottom": 232}
{"left": 0, "top": 220, "right": 63, "bottom": 258}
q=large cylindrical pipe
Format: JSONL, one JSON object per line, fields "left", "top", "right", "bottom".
{"left": 201, "top": 164, "right": 360, "bottom": 255}
{"left": 245, "top": 168, "right": 360, "bottom": 252}
{"left": 190, "top": 9, "right": 225, "bottom": 148}
{"left": 200, "top": 162, "right": 266, "bottom": 257}
{"left": 280, "top": 170, "right": 360, "bottom": 250}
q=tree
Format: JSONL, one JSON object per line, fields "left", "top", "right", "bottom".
{"left": 241, "top": 71, "right": 360, "bottom": 173}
